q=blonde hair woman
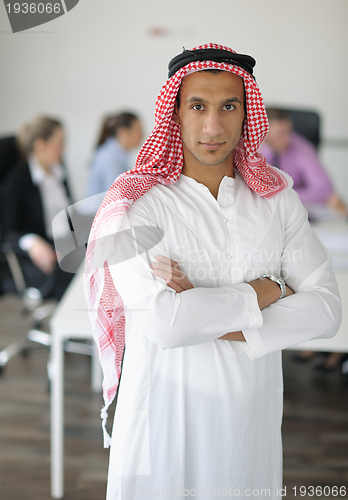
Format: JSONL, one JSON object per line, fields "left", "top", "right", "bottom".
{"left": 2, "top": 115, "right": 73, "bottom": 299}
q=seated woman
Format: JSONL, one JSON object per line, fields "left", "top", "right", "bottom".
{"left": 2, "top": 115, "right": 74, "bottom": 300}
{"left": 87, "top": 111, "right": 143, "bottom": 200}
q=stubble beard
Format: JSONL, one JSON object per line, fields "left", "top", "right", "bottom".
{"left": 185, "top": 144, "right": 235, "bottom": 168}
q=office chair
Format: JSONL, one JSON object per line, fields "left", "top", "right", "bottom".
{"left": 0, "top": 135, "right": 93, "bottom": 374}
{"left": 0, "top": 135, "right": 23, "bottom": 297}
{"left": 281, "top": 108, "right": 321, "bottom": 150}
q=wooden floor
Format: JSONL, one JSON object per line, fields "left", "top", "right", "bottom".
{"left": 0, "top": 293, "right": 347, "bottom": 500}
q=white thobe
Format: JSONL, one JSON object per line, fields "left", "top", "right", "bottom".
{"left": 106, "top": 172, "right": 341, "bottom": 499}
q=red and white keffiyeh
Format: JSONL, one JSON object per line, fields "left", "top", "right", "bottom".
{"left": 84, "top": 43, "right": 292, "bottom": 446}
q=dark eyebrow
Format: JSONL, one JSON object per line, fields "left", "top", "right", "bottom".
{"left": 185, "top": 96, "right": 242, "bottom": 105}
{"left": 221, "top": 97, "right": 242, "bottom": 105}
{"left": 186, "top": 96, "right": 205, "bottom": 104}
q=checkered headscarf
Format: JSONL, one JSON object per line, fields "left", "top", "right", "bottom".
{"left": 84, "top": 43, "right": 292, "bottom": 447}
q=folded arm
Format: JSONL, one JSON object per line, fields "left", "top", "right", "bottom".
{"left": 151, "top": 255, "right": 294, "bottom": 341}
{"left": 107, "top": 207, "right": 263, "bottom": 349}
{"left": 107, "top": 190, "right": 341, "bottom": 354}
{"left": 241, "top": 192, "right": 341, "bottom": 359}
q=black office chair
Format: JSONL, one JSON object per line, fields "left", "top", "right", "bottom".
{"left": 0, "top": 135, "right": 22, "bottom": 184}
{"left": 0, "top": 135, "right": 93, "bottom": 374}
{"left": 0, "top": 135, "right": 24, "bottom": 296}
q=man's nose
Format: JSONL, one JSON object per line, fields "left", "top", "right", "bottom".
{"left": 202, "top": 112, "right": 224, "bottom": 137}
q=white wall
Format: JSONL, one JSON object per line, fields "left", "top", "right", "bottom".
{"left": 1, "top": 0, "right": 347, "bottom": 200}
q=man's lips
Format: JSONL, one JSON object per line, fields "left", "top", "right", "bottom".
{"left": 200, "top": 142, "right": 224, "bottom": 150}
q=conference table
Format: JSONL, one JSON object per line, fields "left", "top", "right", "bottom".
{"left": 50, "top": 222, "right": 348, "bottom": 499}
{"left": 292, "top": 221, "right": 348, "bottom": 352}
{"left": 50, "top": 269, "right": 102, "bottom": 499}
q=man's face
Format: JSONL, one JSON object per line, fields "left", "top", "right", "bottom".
{"left": 173, "top": 70, "right": 245, "bottom": 169}
{"left": 265, "top": 119, "right": 292, "bottom": 154}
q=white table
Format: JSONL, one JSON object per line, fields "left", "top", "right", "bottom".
{"left": 290, "top": 271, "right": 348, "bottom": 352}
{"left": 50, "top": 223, "right": 348, "bottom": 498}
{"left": 50, "top": 271, "right": 102, "bottom": 499}
{"left": 290, "top": 222, "right": 348, "bottom": 352}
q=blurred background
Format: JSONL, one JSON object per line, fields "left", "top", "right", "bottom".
{"left": 1, "top": 0, "right": 348, "bottom": 202}
{"left": 0, "top": 1, "right": 348, "bottom": 499}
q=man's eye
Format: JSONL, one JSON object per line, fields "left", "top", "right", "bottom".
{"left": 224, "top": 104, "right": 235, "bottom": 111}
{"left": 192, "top": 104, "right": 204, "bottom": 111}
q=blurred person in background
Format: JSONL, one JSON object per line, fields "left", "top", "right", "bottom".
{"left": 260, "top": 108, "right": 347, "bottom": 216}
{"left": 87, "top": 111, "right": 143, "bottom": 198}
{"left": 2, "top": 115, "right": 73, "bottom": 300}
{"left": 261, "top": 108, "right": 347, "bottom": 370}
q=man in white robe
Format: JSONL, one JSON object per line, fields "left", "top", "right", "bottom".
{"left": 84, "top": 44, "right": 341, "bottom": 499}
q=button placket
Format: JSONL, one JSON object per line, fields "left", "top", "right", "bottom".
{"left": 220, "top": 209, "right": 234, "bottom": 284}
{"left": 217, "top": 176, "right": 236, "bottom": 284}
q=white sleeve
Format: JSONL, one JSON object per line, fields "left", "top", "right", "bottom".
{"left": 241, "top": 190, "right": 342, "bottom": 360}
{"left": 108, "top": 196, "right": 263, "bottom": 349}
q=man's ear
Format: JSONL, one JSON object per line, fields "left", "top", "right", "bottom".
{"left": 173, "top": 102, "right": 180, "bottom": 124}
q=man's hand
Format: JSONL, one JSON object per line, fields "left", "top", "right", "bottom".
{"left": 248, "top": 277, "right": 294, "bottom": 310}
{"left": 151, "top": 255, "right": 194, "bottom": 293}
{"left": 326, "top": 193, "right": 348, "bottom": 216}
{"left": 28, "top": 237, "right": 57, "bottom": 275}
{"left": 218, "top": 331, "right": 246, "bottom": 341}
